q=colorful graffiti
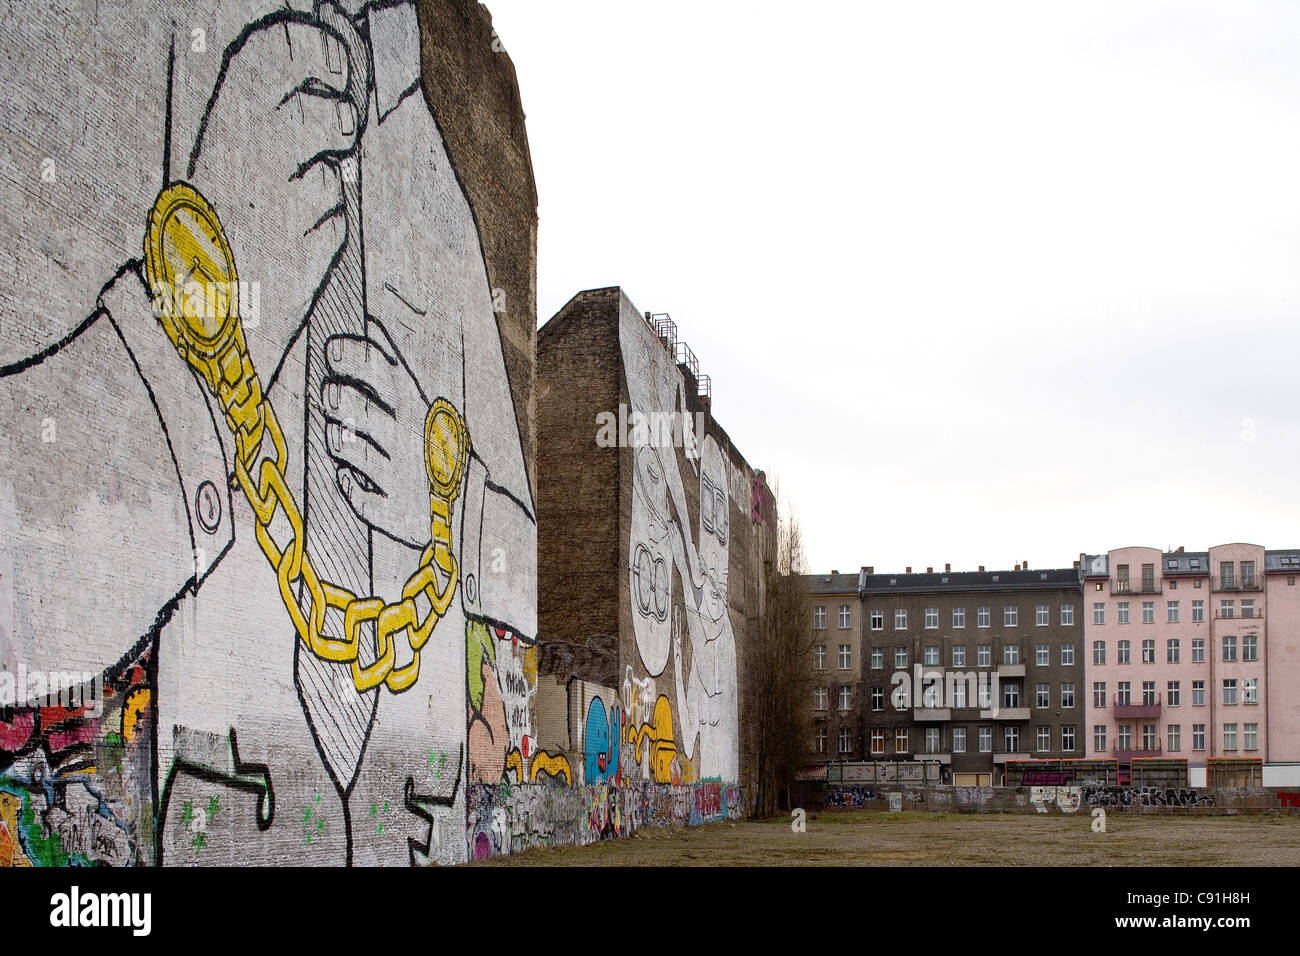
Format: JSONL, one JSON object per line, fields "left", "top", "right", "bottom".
{"left": 0, "top": 0, "right": 534, "bottom": 866}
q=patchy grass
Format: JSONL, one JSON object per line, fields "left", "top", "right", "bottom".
{"left": 471, "top": 811, "right": 1300, "bottom": 866}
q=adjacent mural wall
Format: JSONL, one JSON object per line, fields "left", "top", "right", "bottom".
{"left": 0, "top": 0, "right": 540, "bottom": 866}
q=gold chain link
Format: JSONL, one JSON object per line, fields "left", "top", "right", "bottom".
{"left": 145, "top": 182, "right": 468, "bottom": 693}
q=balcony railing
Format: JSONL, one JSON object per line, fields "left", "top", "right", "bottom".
{"left": 1114, "top": 746, "right": 1162, "bottom": 762}
{"left": 1115, "top": 701, "right": 1161, "bottom": 719}
{"left": 1214, "top": 576, "right": 1262, "bottom": 593}
{"left": 1111, "top": 580, "right": 1162, "bottom": 595}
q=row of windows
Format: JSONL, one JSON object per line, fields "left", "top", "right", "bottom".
{"left": 1091, "top": 599, "right": 1258, "bottom": 624}
{"left": 864, "top": 643, "right": 1076, "bottom": 669}
{"left": 862, "top": 681, "right": 1075, "bottom": 710}
{"left": 813, "top": 605, "right": 854, "bottom": 629}
{"left": 1091, "top": 636, "right": 1258, "bottom": 664}
{"left": 869, "top": 605, "right": 1076, "bottom": 630}
{"left": 1093, "top": 723, "right": 1259, "bottom": 752}
{"left": 1091, "top": 678, "right": 1258, "bottom": 707}
{"left": 812, "top": 644, "right": 854, "bottom": 670}
{"left": 1115, "top": 559, "right": 1258, "bottom": 588}
{"left": 844, "top": 726, "right": 1077, "bottom": 755}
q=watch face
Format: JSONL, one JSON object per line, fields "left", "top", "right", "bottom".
{"left": 146, "top": 183, "right": 238, "bottom": 356}
{"left": 424, "top": 398, "right": 469, "bottom": 497}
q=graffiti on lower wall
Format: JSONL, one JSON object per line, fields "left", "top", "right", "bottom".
{"left": 466, "top": 780, "right": 745, "bottom": 860}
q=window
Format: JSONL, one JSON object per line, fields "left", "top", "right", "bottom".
{"left": 1061, "top": 605, "right": 1075, "bottom": 625}
{"left": 1094, "top": 725, "right": 1107, "bottom": 753}
{"left": 1036, "top": 683, "right": 1050, "bottom": 708}
{"left": 1093, "top": 641, "right": 1106, "bottom": 665}
{"left": 1242, "top": 560, "right": 1256, "bottom": 589}
{"left": 870, "top": 687, "right": 884, "bottom": 711}
{"left": 978, "top": 727, "right": 992, "bottom": 752}
{"left": 1117, "top": 602, "right": 1130, "bottom": 625}
{"left": 1061, "top": 643, "right": 1075, "bottom": 666}
{"left": 1167, "top": 724, "right": 1181, "bottom": 752}
{"left": 895, "top": 728, "right": 909, "bottom": 753}
{"left": 1221, "top": 561, "right": 1235, "bottom": 590}
{"left": 894, "top": 647, "right": 908, "bottom": 669}
{"left": 1116, "top": 681, "right": 1132, "bottom": 706}
{"left": 953, "top": 607, "right": 966, "bottom": 628}
{"left": 1222, "top": 636, "right": 1237, "bottom": 662}
{"left": 1061, "top": 683, "right": 1075, "bottom": 708}
{"left": 1192, "top": 680, "right": 1205, "bottom": 706}
{"left": 1004, "top": 727, "right": 1020, "bottom": 753}
{"left": 1036, "top": 644, "right": 1049, "bottom": 666}
{"left": 871, "top": 609, "right": 884, "bottom": 631}
{"left": 1093, "top": 682, "right": 1106, "bottom": 708}
{"left": 871, "top": 647, "right": 884, "bottom": 669}
{"left": 1142, "top": 639, "right": 1155, "bottom": 663}
{"left": 1117, "top": 564, "right": 1130, "bottom": 590}
{"left": 977, "top": 645, "right": 991, "bottom": 667}
{"left": 1117, "top": 640, "right": 1131, "bottom": 665}
{"left": 1142, "top": 681, "right": 1156, "bottom": 706}
{"left": 925, "top": 727, "right": 940, "bottom": 754}
{"left": 924, "top": 607, "right": 938, "bottom": 629}
{"left": 894, "top": 608, "right": 907, "bottom": 630}
{"left": 1242, "top": 599, "right": 1255, "bottom": 619}
{"left": 1192, "top": 600, "right": 1205, "bottom": 623}
{"left": 839, "top": 727, "right": 852, "bottom": 754}
{"left": 952, "top": 680, "right": 968, "bottom": 708}
{"left": 1167, "top": 638, "right": 1180, "bottom": 663}
{"left": 1244, "top": 678, "right": 1257, "bottom": 705}
{"left": 977, "top": 606, "right": 990, "bottom": 628}
{"left": 1167, "top": 601, "right": 1180, "bottom": 624}
{"left": 1003, "top": 644, "right": 1020, "bottom": 665}
{"left": 1244, "top": 723, "right": 1258, "bottom": 751}
{"left": 1142, "top": 563, "right": 1155, "bottom": 591}
{"left": 814, "top": 605, "right": 826, "bottom": 629}
{"left": 978, "top": 682, "right": 992, "bottom": 709}
{"left": 871, "top": 730, "right": 885, "bottom": 754}
{"left": 816, "top": 728, "right": 827, "bottom": 753}
{"left": 837, "top": 686, "right": 851, "bottom": 710}
{"left": 1004, "top": 606, "right": 1019, "bottom": 626}
{"left": 1223, "top": 679, "right": 1237, "bottom": 706}
{"left": 1142, "top": 601, "right": 1155, "bottom": 624}
{"left": 952, "top": 645, "right": 966, "bottom": 667}
{"left": 1167, "top": 681, "right": 1180, "bottom": 706}
{"left": 814, "top": 645, "right": 826, "bottom": 670}
{"left": 1003, "top": 683, "right": 1021, "bottom": 707}
{"left": 1037, "top": 726, "right": 1052, "bottom": 751}
{"left": 839, "top": 605, "right": 852, "bottom": 629}
{"left": 952, "top": 727, "right": 967, "bottom": 753}
{"left": 839, "top": 644, "right": 852, "bottom": 669}
{"left": 1143, "top": 724, "right": 1158, "bottom": 750}
{"left": 1192, "top": 637, "right": 1205, "bottom": 662}
{"left": 815, "top": 687, "right": 828, "bottom": 710}
{"left": 1222, "top": 600, "right": 1236, "bottom": 619}
{"left": 1243, "top": 635, "right": 1258, "bottom": 662}
{"left": 1192, "top": 724, "right": 1206, "bottom": 751}
{"left": 924, "top": 645, "right": 939, "bottom": 666}
{"left": 1061, "top": 725, "right": 1076, "bottom": 752}
{"left": 1117, "top": 725, "right": 1132, "bottom": 750}
{"left": 1036, "top": 605, "right": 1049, "bottom": 626}
{"left": 1093, "top": 603, "right": 1106, "bottom": 625}
{"left": 1223, "top": 723, "right": 1238, "bottom": 751}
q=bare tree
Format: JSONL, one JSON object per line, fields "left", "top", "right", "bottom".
{"left": 748, "top": 489, "right": 816, "bottom": 817}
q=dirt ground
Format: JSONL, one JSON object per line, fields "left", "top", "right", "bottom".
{"left": 470, "top": 810, "right": 1300, "bottom": 866}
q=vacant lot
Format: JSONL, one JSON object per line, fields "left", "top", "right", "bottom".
{"left": 471, "top": 810, "right": 1300, "bottom": 866}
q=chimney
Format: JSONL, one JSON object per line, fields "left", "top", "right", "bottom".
{"left": 927, "top": 567, "right": 933, "bottom": 574}
{"left": 1014, "top": 564, "right": 1020, "bottom": 571}
{"left": 832, "top": 569, "right": 840, "bottom": 575}
{"left": 866, "top": 566, "right": 874, "bottom": 574}
{"left": 1024, "top": 558, "right": 1028, "bottom": 571}
{"left": 979, "top": 565, "right": 985, "bottom": 572}
{"left": 906, "top": 567, "right": 912, "bottom": 574}
{"left": 1073, "top": 560, "right": 1080, "bottom": 568}
{"left": 945, "top": 563, "right": 951, "bottom": 572}
{"left": 1177, "top": 546, "right": 1185, "bottom": 553}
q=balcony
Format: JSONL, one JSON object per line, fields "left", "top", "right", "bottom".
{"left": 1116, "top": 702, "right": 1161, "bottom": 719}
{"left": 981, "top": 706, "right": 1030, "bottom": 721}
{"left": 1214, "top": 576, "right": 1261, "bottom": 593}
{"left": 1112, "top": 579, "right": 1161, "bottom": 596}
{"left": 913, "top": 708, "right": 951, "bottom": 721}
{"left": 997, "top": 663, "right": 1026, "bottom": 678}
{"left": 1114, "top": 747, "right": 1162, "bottom": 762}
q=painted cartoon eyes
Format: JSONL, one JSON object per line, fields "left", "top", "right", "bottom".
{"left": 633, "top": 543, "right": 669, "bottom": 622}
{"left": 700, "top": 473, "right": 728, "bottom": 546}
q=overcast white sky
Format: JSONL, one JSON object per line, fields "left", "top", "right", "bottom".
{"left": 486, "top": 0, "right": 1300, "bottom": 575}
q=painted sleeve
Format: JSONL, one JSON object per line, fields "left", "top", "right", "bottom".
{"left": 0, "top": 263, "right": 232, "bottom": 677}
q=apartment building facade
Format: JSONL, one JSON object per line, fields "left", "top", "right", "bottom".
{"left": 1081, "top": 544, "right": 1300, "bottom": 785}
{"left": 858, "top": 566, "right": 1084, "bottom": 786}
{"left": 808, "top": 572, "right": 865, "bottom": 762}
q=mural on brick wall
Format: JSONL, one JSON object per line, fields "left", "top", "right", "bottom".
{"left": 621, "top": 315, "right": 739, "bottom": 784}
{"left": 0, "top": 1, "right": 535, "bottom": 866}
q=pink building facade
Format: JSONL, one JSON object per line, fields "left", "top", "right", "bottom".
{"left": 1080, "top": 544, "right": 1290, "bottom": 783}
